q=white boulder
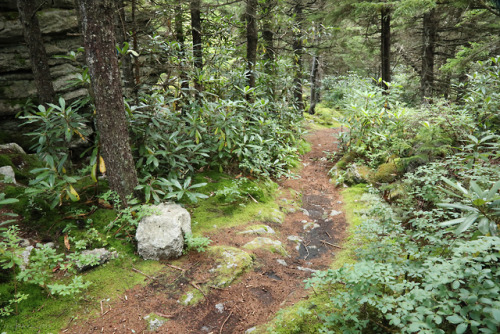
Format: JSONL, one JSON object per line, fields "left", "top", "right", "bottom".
{"left": 136, "top": 203, "right": 191, "bottom": 260}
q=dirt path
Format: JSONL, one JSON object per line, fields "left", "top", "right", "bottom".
{"left": 67, "top": 128, "right": 345, "bottom": 334}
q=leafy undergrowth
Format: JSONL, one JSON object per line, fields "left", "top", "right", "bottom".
{"left": 0, "top": 169, "right": 284, "bottom": 333}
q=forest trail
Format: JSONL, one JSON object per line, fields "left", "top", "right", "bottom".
{"left": 68, "top": 127, "right": 346, "bottom": 334}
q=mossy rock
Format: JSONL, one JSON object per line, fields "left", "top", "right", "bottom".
{"left": 179, "top": 289, "right": 205, "bottom": 306}
{"left": 395, "top": 154, "right": 428, "bottom": 173}
{"left": 243, "top": 237, "right": 288, "bottom": 257}
{"left": 256, "top": 208, "right": 284, "bottom": 224}
{"left": 0, "top": 152, "right": 42, "bottom": 184}
{"left": 344, "top": 164, "right": 373, "bottom": 185}
{"left": 335, "top": 151, "right": 357, "bottom": 170}
{"left": 208, "top": 246, "right": 253, "bottom": 287}
{"left": 372, "top": 162, "right": 398, "bottom": 183}
{"left": 238, "top": 224, "right": 276, "bottom": 235}
{"left": 178, "top": 246, "right": 253, "bottom": 306}
{"left": 144, "top": 313, "right": 169, "bottom": 331}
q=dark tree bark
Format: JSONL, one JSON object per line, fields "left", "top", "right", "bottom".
{"left": 262, "top": 0, "right": 275, "bottom": 70}
{"left": 190, "top": 0, "right": 203, "bottom": 95}
{"left": 131, "top": 0, "right": 140, "bottom": 96}
{"left": 293, "top": 0, "right": 304, "bottom": 112}
{"left": 380, "top": 6, "right": 391, "bottom": 91}
{"left": 175, "top": 5, "right": 190, "bottom": 96}
{"left": 76, "top": 0, "right": 138, "bottom": 203}
{"left": 421, "top": 8, "right": 437, "bottom": 101}
{"left": 309, "top": 55, "right": 320, "bottom": 114}
{"left": 246, "top": 0, "right": 258, "bottom": 101}
{"left": 17, "top": 0, "right": 56, "bottom": 106}
{"left": 115, "top": 0, "right": 135, "bottom": 97}
{"left": 262, "top": 0, "right": 276, "bottom": 100}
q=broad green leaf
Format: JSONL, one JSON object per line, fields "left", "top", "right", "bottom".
{"left": 0, "top": 198, "right": 19, "bottom": 205}
{"left": 491, "top": 309, "right": 500, "bottom": 322}
{"left": 446, "top": 314, "right": 463, "bottom": 324}
{"left": 456, "top": 323, "right": 468, "bottom": 334}
{"left": 437, "top": 203, "right": 477, "bottom": 212}
{"left": 456, "top": 213, "right": 480, "bottom": 234}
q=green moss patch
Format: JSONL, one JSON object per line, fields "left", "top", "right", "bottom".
{"left": 189, "top": 172, "right": 281, "bottom": 236}
{"left": 0, "top": 256, "right": 163, "bottom": 333}
{"left": 372, "top": 161, "right": 398, "bottom": 184}
{"left": 303, "top": 104, "right": 342, "bottom": 129}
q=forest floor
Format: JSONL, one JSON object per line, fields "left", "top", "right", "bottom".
{"left": 67, "top": 127, "right": 345, "bottom": 334}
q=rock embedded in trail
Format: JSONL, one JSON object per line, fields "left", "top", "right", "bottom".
{"left": 136, "top": 203, "right": 191, "bottom": 260}
{"left": 238, "top": 224, "right": 276, "bottom": 235}
{"left": 243, "top": 237, "right": 288, "bottom": 257}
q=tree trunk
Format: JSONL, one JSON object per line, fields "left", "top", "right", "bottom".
{"left": 115, "top": 0, "right": 135, "bottom": 97}
{"left": 175, "top": 5, "right": 190, "bottom": 97}
{"left": 131, "top": 0, "right": 140, "bottom": 98}
{"left": 190, "top": 0, "right": 203, "bottom": 96}
{"left": 293, "top": 0, "right": 304, "bottom": 112}
{"left": 76, "top": 0, "right": 138, "bottom": 203}
{"left": 17, "top": 0, "right": 56, "bottom": 106}
{"left": 380, "top": 6, "right": 391, "bottom": 91}
{"left": 309, "top": 55, "right": 320, "bottom": 114}
{"left": 421, "top": 8, "right": 437, "bottom": 101}
{"left": 246, "top": 0, "right": 258, "bottom": 101}
{"left": 262, "top": 0, "right": 275, "bottom": 100}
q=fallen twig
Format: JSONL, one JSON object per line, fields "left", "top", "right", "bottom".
{"left": 325, "top": 231, "right": 332, "bottom": 239}
{"left": 220, "top": 310, "right": 233, "bottom": 334}
{"left": 100, "top": 300, "right": 104, "bottom": 315}
{"left": 155, "top": 312, "right": 174, "bottom": 318}
{"left": 190, "top": 281, "right": 207, "bottom": 300}
{"left": 132, "top": 267, "right": 155, "bottom": 280}
{"left": 320, "top": 240, "right": 343, "bottom": 249}
{"left": 209, "top": 285, "right": 225, "bottom": 291}
{"left": 301, "top": 242, "right": 310, "bottom": 260}
{"left": 247, "top": 193, "right": 258, "bottom": 203}
{"left": 166, "top": 264, "right": 186, "bottom": 272}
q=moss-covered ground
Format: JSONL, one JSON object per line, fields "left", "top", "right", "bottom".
{"left": 0, "top": 168, "right": 283, "bottom": 333}
{"left": 303, "top": 103, "right": 342, "bottom": 129}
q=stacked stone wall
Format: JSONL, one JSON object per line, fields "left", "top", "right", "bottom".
{"left": 0, "top": 0, "right": 86, "bottom": 117}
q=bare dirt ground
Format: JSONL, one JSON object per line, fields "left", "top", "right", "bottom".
{"left": 66, "top": 127, "right": 345, "bottom": 334}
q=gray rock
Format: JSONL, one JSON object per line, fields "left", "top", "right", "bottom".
{"left": 330, "top": 210, "right": 342, "bottom": 216}
{"left": 215, "top": 303, "right": 225, "bottom": 313}
{"left": 276, "top": 259, "right": 288, "bottom": 266}
{"left": 239, "top": 224, "right": 275, "bottom": 235}
{"left": 19, "top": 238, "right": 30, "bottom": 248}
{"left": 0, "top": 143, "right": 26, "bottom": 154}
{"left": 245, "top": 327, "right": 257, "bottom": 333}
{"left": 243, "top": 237, "right": 288, "bottom": 257}
{"left": 0, "top": 166, "right": 16, "bottom": 184}
{"left": 136, "top": 203, "right": 191, "bottom": 260}
{"left": 20, "top": 246, "right": 33, "bottom": 270}
{"left": 144, "top": 313, "right": 167, "bottom": 331}
{"left": 76, "top": 248, "right": 118, "bottom": 272}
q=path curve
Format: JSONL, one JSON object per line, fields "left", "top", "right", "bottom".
{"left": 68, "top": 127, "right": 345, "bottom": 334}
